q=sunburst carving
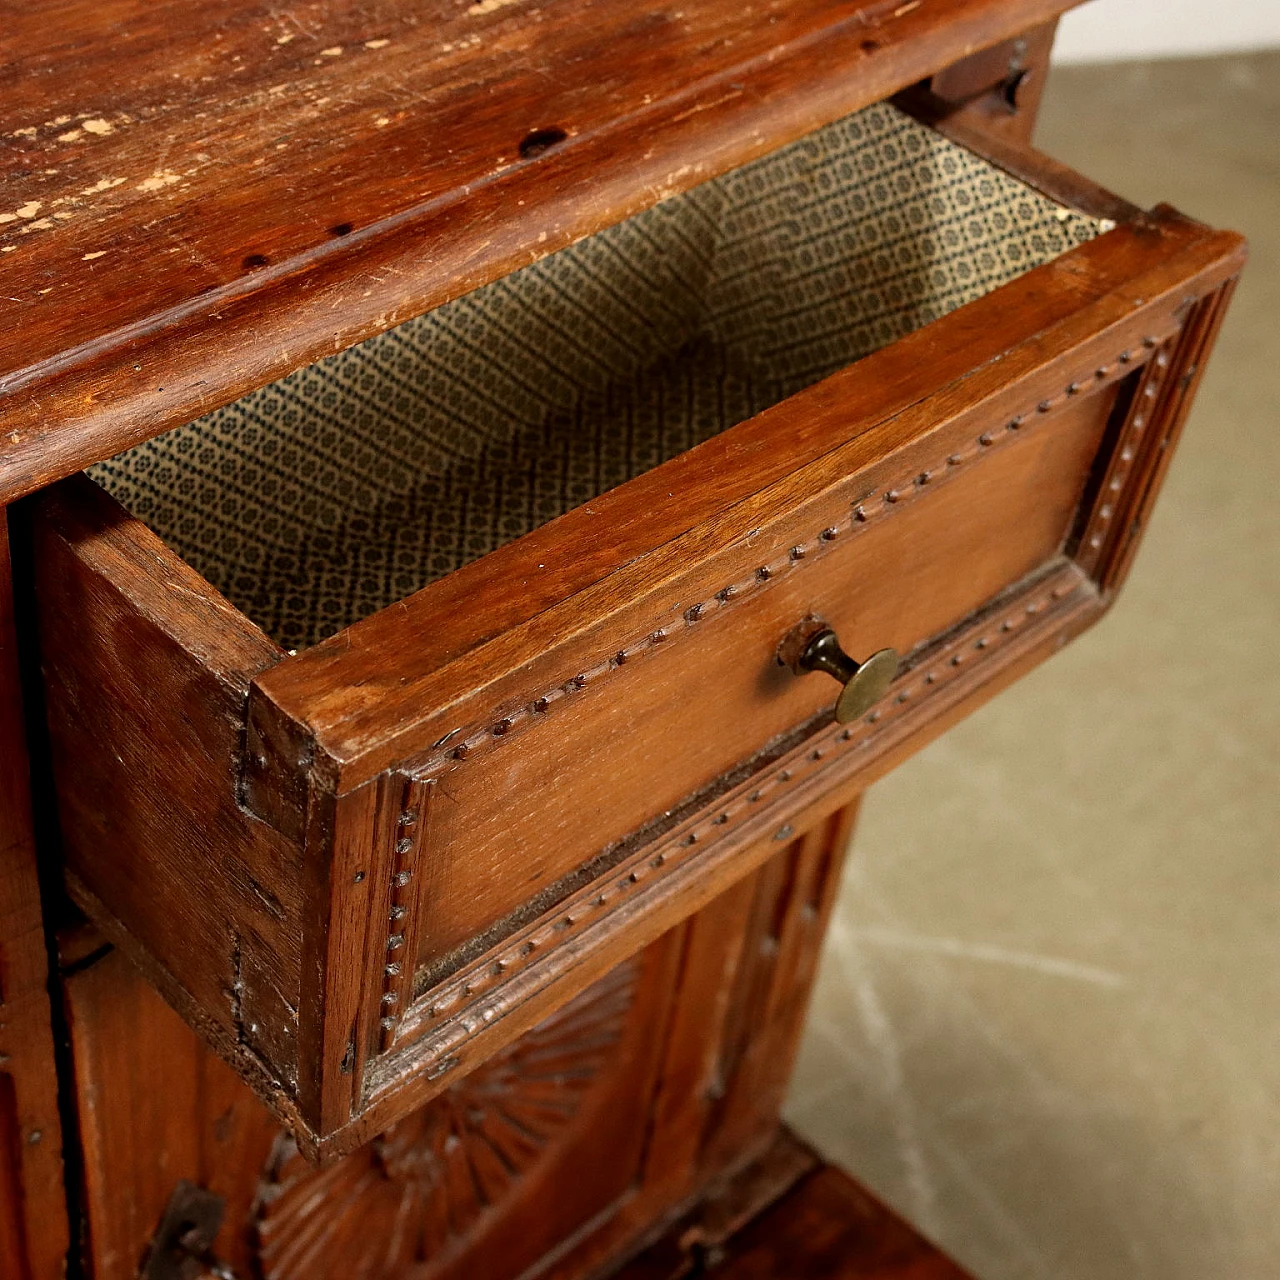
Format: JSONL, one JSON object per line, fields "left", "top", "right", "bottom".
{"left": 252, "top": 961, "right": 637, "bottom": 1279}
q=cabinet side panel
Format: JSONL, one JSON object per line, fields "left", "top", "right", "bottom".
{"left": 0, "top": 514, "right": 68, "bottom": 1280}
{"left": 61, "top": 939, "right": 279, "bottom": 1280}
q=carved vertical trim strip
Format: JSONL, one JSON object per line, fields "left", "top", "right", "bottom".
{"left": 1100, "top": 278, "right": 1240, "bottom": 593}
{"left": 379, "top": 777, "right": 433, "bottom": 1051}
{"left": 1075, "top": 276, "right": 1240, "bottom": 592}
{"left": 699, "top": 802, "right": 860, "bottom": 1173}
{"left": 1074, "top": 336, "right": 1173, "bottom": 580}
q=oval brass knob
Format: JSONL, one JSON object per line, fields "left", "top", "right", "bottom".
{"left": 796, "top": 629, "right": 898, "bottom": 723}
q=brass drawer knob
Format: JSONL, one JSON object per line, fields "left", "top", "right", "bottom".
{"left": 795, "top": 628, "right": 899, "bottom": 723}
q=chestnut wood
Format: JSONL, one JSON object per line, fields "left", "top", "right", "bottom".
{"left": 0, "top": 517, "right": 69, "bottom": 1280}
{"left": 0, "top": 0, "right": 1094, "bottom": 503}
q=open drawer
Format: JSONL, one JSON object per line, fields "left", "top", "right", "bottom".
{"left": 28, "top": 101, "right": 1243, "bottom": 1158}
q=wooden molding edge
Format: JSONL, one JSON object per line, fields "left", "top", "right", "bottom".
{"left": 294, "top": 561, "right": 1104, "bottom": 1157}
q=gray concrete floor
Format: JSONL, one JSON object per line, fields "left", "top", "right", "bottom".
{"left": 786, "top": 52, "right": 1280, "bottom": 1280}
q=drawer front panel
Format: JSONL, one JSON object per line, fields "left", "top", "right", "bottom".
{"left": 410, "top": 391, "right": 1114, "bottom": 973}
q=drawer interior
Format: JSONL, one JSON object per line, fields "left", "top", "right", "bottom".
{"left": 87, "top": 102, "right": 1102, "bottom": 653}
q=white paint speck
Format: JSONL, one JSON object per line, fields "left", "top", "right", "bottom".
{"left": 468, "top": 0, "right": 522, "bottom": 12}
{"left": 57, "top": 129, "right": 83, "bottom": 143}
{"left": 375, "top": 116, "right": 390, "bottom": 127}
{"left": 81, "top": 118, "right": 114, "bottom": 136}
{"left": 137, "top": 170, "right": 182, "bottom": 192}
{"left": 276, "top": 32, "right": 294, "bottom": 44}
{"left": 319, "top": 45, "right": 343, "bottom": 56}
{"left": 0, "top": 246, "right": 15, "bottom": 253}
{"left": 12, "top": 126, "right": 37, "bottom": 139}
{"left": 15, "top": 201, "right": 41, "bottom": 218}
{"left": 365, "top": 38, "right": 390, "bottom": 48}
{"left": 83, "top": 250, "right": 107, "bottom": 260}
{"left": 81, "top": 176, "right": 127, "bottom": 195}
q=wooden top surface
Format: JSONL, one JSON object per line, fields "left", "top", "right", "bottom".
{"left": 0, "top": 0, "right": 1079, "bottom": 501}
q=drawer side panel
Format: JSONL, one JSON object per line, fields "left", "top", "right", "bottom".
{"left": 30, "top": 480, "right": 305, "bottom": 1098}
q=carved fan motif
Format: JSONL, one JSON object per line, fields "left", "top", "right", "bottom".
{"left": 252, "top": 961, "right": 637, "bottom": 1279}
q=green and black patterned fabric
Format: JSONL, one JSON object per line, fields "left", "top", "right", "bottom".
{"left": 89, "top": 102, "right": 1101, "bottom": 652}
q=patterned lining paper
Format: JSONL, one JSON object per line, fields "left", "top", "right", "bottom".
{"left": 89, "top": 102, "right": 1102, "bottom": 652}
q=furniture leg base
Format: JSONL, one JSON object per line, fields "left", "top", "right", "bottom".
{"left": 613, "top": 1130, "right": 973, "bottom": 1280}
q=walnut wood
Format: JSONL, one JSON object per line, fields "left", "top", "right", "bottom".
{"left": 0, "top": 0, "right": 1092, "bottom": 504}
{"left": 0, "top": 4, "right": 1251, "bottom": 1274}
{"left": 395, "top": 390, "right": 1108, "bottom": 973}
{"left": 0, "top": 516, "right": 69, "bottom": 1280}
{"left": 26, "top": 158, "right": 1245, "bottom": 1151}
{"left": 61, "top": 804, "right": 861, "bottom": 1280}
{"left": 911, "top": 17, "right": 1060, "bottom": 145}
{"left": 249, "top": 210, "right": 1234, "bottom": 782}
{"left": 27, "top": 479, "right": 305, "bottom": 1119}
{"left": 617, "top": 1149, "right": 976, "bottom": 1279}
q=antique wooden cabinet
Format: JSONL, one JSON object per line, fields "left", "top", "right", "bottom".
{"left": 0, "top": 1, "right": 1243, "bottom": 1277}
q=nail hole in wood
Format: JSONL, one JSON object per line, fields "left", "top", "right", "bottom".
{"left": 519, "top": 126, "right": 567, "bottom": 158}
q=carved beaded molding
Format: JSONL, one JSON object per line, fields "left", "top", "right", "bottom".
{"left": 373, "top": 560, "right": 1092, "bottom": 1087}
{"left": 377, "top": 779, "right": 430, "bottom": 1051}
{"left": 1078, "top": 336, "right": 1177, "bottom": 575}
{"left": 403, "top": 330, "right": 1173, "bottom": 785}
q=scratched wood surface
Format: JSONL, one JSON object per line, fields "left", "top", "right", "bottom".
{"left": 0, "top": 0, "right": 1089, "bottom": 501}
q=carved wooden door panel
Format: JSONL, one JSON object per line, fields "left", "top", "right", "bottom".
{"left": 60, "top": 805, "right": 856, "bottom": 1280}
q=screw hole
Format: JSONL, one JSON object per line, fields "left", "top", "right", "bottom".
{"left": 519, "top": 126, "right": 567, "bottom": 159}
{"left": 242, "top": 252, "right": 269, "bottom": 270}
{"left": 329, "top": 221, "right": 354, "bottom": 237}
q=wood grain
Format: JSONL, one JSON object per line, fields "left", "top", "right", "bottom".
{"left": 393, "top": 385, "right": 1115, "bottom": 976}
{"left": 63, "top": 804, "right": 865, "bottom": 1280}
{"left": 617, "top": 1152, "right": 976, "bottom": 1279}
{"left": 0, "top": 0, "right": 1090, "bottom": 502}
{"left": 248, "top": 210, "right": 1243, "bottom": 788}
{"left": 23, "top": 96, "right": 1245, "bottom": 1153}
{"left": 29, "top": 478, "right": 305, "bottom": 1111}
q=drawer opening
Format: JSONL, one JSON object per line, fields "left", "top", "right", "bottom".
{"left": 88, "top": 101, "right": 1103, "bottom": 654}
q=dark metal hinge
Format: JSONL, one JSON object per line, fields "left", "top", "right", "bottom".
{"left": 141, "top": 1181, "right": 240, "bottom": 1280}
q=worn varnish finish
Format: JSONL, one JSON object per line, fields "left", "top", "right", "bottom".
{"left": 0, "top": 5, "right": 1248, "bottom": 1274}
{"left": 0, "top": 0, "right": 1093, "bottom": 501}
{"left": 0, "top": 518, "right": 69, "bottom": 1280}
{"left": 28, "top": 157, "right": 1244, "bottom": 1153}
{"left": 61, "top": 809, "right": 858, "bottom": 1280}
